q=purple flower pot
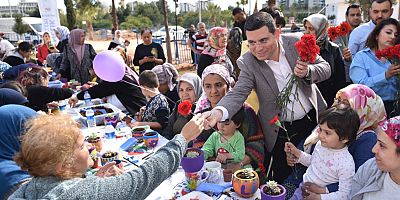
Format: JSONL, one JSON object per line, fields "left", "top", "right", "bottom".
{"left": 260, "top": 184, "right": 286, "bottom": 200}
{"left": 181, "top": 148, "right": 204, "bottom": 173}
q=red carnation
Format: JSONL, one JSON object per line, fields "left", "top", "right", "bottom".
{"left": 177, "top": 100, "right": 192, "bottom": 116}
{"left": 269, "top": 115, "right": 279, "bottom": 125}
{"left": 295, "top": 34, "right": 320, "bottom": 63}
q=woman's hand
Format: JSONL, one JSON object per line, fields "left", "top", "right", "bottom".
{"left": 95, "top": 162, "right": 125, "bottom": 177}
{"left": 69, "top": 96, "right": 79, "bottom": 108}
{"left": 180, "top": 114, "right": 205, "bottom": 141}
{"left": 342, "top": 48, "right": 352, "bottom": 62}
{"left": 385, "top": 64, "right": 400, "bottom": 79}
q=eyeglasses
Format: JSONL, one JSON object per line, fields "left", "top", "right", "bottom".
{"left": 247, "top": 38, "right": 270, "bottom": 48}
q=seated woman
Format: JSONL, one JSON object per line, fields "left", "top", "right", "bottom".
{"left": 283, "top": 84, "right": 387, "bottom": 198}
{"left": 17, "top": 66, "right": 73, "bottom": 111}
{"left": 349, "top": 116, "right": 400, "bottom": 199}
{"left": 0, "top": 105, "right": 36, "bottom": 199}
{"left": 9, "top": 114, "right": 205, "bottom": 199}
{"left": 69, "top": 48, "right": 147, "bottom": 115}
{"left": 194, "top": 64, "right": 265, "bottom": 175}
{"left": 3, "top": 42, "right": 33, "bottom": 67}
{"left": 151, "top": 63, "right": 180, "bottom": 112}
{"left": 132, "top": 28, "right": 166, "bottom": 74}
{"left": 163, "top": 73, "right": 202, "bottom": 140}
{"left": 350, "top": 18, "right": 400, "bottom": 117}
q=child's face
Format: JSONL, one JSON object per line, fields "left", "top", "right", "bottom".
{"left": 217, "top": 120, "right": 240, "bottom": 137}
{"left": 317, "top": 123, "right": 348, "bottom": 149}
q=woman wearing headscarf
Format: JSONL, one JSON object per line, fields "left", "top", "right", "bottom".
{"left": 197, "top": 27, "right": 235, "bottom": 79}
{"left": 0, "top": 88, "right": 28, "bottom": 106}
{"left": 283, "top": 84, "right": 387, "bottom": 198}
{"left": 303, "top": 14, "right": 347, "bottom": 107}
{"left": 0, "top": 105, "right": 37, "bottom": 199}
{"left": 151, "top": 63, "right": 180, "bottom": 112}
{"left": 60, "top": 29, "right": 97, "bottom": 83}
{"left": 69, "top": 48, "right": 147, "bottom": 115}
{"left": 54, "top": 26, "right": 70, "bottom": 53}
{"left": 194, "top": 64, "right": 266, "bottom": 177}
{"left": 108, "top": 30, "right": 124, "bottom": 50}
{"left": 162, "top": 73, "right": 202, "bottom": 140}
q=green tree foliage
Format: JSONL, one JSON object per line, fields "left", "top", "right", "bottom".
{"left": 64, "top": 0, "right": 76, "bottom": 30}
{"left": 117, "top": 4, "right": 132, "bottom": 26}
{"left": 76, "top": 0, "right": 102, "bottom": 40}
{"left": 133, "top": 2, "right": 163, "bottom": 26}
{"left": 120, "top": 15, "right": 153, "bottom": 30}
{"left": 59, "top": 10, "right": 68, "bottom": 26}
{"left": 13, "top": 14, "right": 30, "bottom": 39}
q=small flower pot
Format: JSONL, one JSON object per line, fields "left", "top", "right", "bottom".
{"left": 131, "top": 127, "right": 146, "bottom": 141}
{"left": 181, "top": 148, "right": 204, "bottom": 173}
{"left": 260, "top": 184, "right": 286, "bottom": 200}
{"left": 232, "top": 169, "right": 260, "bottom": 198}
{"left": 87, "top": 137, "right": 103, "bottom": 152}
{"left": 143, "top": 131, "right": 159, "bottom": 148}
{"left": 100, "top": 152, "right": 119, "bottom": 166}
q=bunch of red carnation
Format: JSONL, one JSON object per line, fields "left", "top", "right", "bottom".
{"left": 376, "top": 44, "right": 400, "bottom": 65}
{"left": 328, "top": 22, "right": 352, "bottom": 48}
{"left": 295, "top": 34, "right": 320, "bottom": 63}
{"left": 177, "top": 100, "right": 193, "bottom": 116}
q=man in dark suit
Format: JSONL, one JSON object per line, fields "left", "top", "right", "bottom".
{"left": 202, "top": 12, "right": 331, "bottom": 183}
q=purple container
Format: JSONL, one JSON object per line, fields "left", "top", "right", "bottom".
{"left": 181, "top": 148, "right": 204, "bottom": 173}
{"left": 260, "top": 184, "right": 286, "bottom": 200}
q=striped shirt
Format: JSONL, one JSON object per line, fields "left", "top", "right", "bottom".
{"left": 191, "top": 32, "right": 208, "bottom": 54}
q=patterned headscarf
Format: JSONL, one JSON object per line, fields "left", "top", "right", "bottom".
{"left": 68, "top": 29, "right": 86, "bottom": 66}
{"left": 151, "top": 63, "right": 179, "bottom": 91}
{"left": 195, "top": 64, "right": 231, "bottom": 113}
{"left": 177, "top": 73, "right": 202, "bottom": 101}
{"left": 303, "top": 14, "right": 329, "bottom": 47}
{"left": 381, "top": 116, "right": 400, "bottom": 147}
{"left": 304, "top": 84, "right": 387, "bottom": 152}
{"left": 54, "top": 26, "right": 70, "bottom": 41}
{"left": 202, "top": 27, "right": 228, "bottom": 57}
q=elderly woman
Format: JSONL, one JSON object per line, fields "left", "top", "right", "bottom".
{"left": 198, "top": 27, "right": 234, "bottom": 79}
{"left": 60, "top": 29, "right": 96, "bottom": 83}
{"left": 151, "top": 63, "right": 180, "bottom": 112}
{"left": 350, "top": 18, "right": 400, "bottom": 117}
{"left": 9, "top": 113, "right": 205, "bottom": 199}
{"left": 17, "top": 66, "right": 73, "bottom": 111}
{"left": 54, "top": 26, "right": 70, "bottom": 53}
{"left": 0, "top": 105, "right": 36, "bottom": 199}
{"left": 303, "top": 14, "right": 347, "bottom": 107}
{"left": 163, "top": 73, "right": 202, "bottom": 140}
{"left": 133, "top": 29, "right": 166, "bottom": 73}
{"left": 194, "top": 64, "right": 265, "bottom": 175}
{"left": 284, "top": 84, "right": 387, "bottom": 198}
{"left": 349, "top": 116, "right": 400, "bottom": 199}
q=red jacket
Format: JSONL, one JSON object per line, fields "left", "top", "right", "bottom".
{"left": 37, "top": 44, "right": 50, "bottom": 63}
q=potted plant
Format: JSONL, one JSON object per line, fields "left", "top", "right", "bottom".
{"left": 100, "top": 150, "right": 119, "bottom": 166}
{"left": 260, "top": 180, "right": 286, "bottom": 200}
{"left": 232, "top": 168, "right": 260, "bottom": 198}
{"left": 88, "top": 146, "right": 99, "bottom": 169}
{"left": 87, "top": 132, "right": 103, "bottom": 152}
{"left": 181, "top": 148, "right": 204, "bottom": 173}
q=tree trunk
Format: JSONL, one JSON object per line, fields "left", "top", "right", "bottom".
{"left": 64, "top": 0, "right": 76, "bottom": 30}
{"left": 162, "top": 0, "right": 172, "bottom": 63}
{"left": 111, "top": 0, "right": 118, "bottom": 33}
{"left": 87, "top": 20, "right": 94, "bottom": 40}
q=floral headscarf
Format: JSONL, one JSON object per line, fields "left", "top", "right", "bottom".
{"left": 304, "top": 84, "right": 387, "bottom": 151}
{"left": 381, "top": 116, "right": 400, "bottom": 147}
{"left": 151, "top": 63, "right": 179, "bottom": 91}
{"left": 54, "top": 26, "right": 70, "bottom": 41}
{"left": 194, "top": 64, "right": 231, "bottom": 113}
{"left": 202, "top": 27, "right": 228, "bottom": 57}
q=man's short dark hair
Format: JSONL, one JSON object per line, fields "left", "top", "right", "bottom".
{"left": 230, "top": 107, "right": 244, "bottom": 126}
{"left": 18, "top": 42, "right": 32, "bottom": 52}
{"left": 244, "top": 12, "right": 276, "bottom": 34}
{"left": 345, "top": 4, "right": 361, "bottom": 16}
{"left": 232, "top": 7, "right": 244, "bottom": 16}
{"left": 318, "top": 101, "right": 360, "bottom": 144}
{"left": 139, "top": 70, "right": 159, "bottom": 88}
{"left": 371, "top": 0, "right": 393, "bottom": 8}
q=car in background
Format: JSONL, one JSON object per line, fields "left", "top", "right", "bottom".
{"left": 153, "top": 25, "right": 185, "bottom": 42}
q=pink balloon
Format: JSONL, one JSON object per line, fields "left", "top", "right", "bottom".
{"left": 93, "top": 50, "right": 125, "bottom": 82}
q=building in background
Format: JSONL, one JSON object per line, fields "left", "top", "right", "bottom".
{"left": 0, "top": 0, "right": 38, "bottom": 17}
{"left": 179, "top": 2, "right": 197, "bottom": 13}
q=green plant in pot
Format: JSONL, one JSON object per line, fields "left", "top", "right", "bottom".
{"left": 232, "top": 168, "right": 260, "bottom": 198}
{"left": 260, "top": 180, "right": 286, "bottom": 200}
{"left": 87, "top": 132, "right": 103, "bottom": 152}
{"left": 101, "top": 150, "right": 118, "bottom": 166}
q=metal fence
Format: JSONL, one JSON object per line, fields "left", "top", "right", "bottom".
{"left": 162, "top": 32, "right": 193, "bottom": 64}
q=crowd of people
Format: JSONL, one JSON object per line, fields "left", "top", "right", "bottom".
{"left": 0, "top": 0, "right": 399, "bottom": 199}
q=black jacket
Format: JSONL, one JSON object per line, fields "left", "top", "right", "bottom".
{"left": 27, "top": 85, "right": 73, "bottom": 111}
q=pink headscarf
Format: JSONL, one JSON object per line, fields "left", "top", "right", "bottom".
{"left": 202, "top": 27, "right": 228, "bottom": 57}
{"left": 69, "top": 29, "right": 85, "bottom": 66}
{"left": 381, "top": 116, "right": 400, "bottom": 147}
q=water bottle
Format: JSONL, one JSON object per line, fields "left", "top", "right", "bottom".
{"left": 86, "top": 108, "right": 96, "bottom": 128}
{"left": 104, "top": 122, "right": 116, "bottom": 145}
{"left": 84, "top": 91, "right": 92, "bottom": 106}
{"left": 58, "top": 100, "right": 67, "bottom": 112}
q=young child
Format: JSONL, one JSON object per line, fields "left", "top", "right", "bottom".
{"left": 285, "top": 102, "right": 360, "bottom": 200}
{"left": 202, "top": 107, "right": 251, "bottom": 168}
{"left": 131, "top": 70, "right": 169, "bottom": 132}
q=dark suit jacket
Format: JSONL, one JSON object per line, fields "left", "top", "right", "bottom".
{"left": 218, "top": 33, "right": 331, "bottom": 152}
